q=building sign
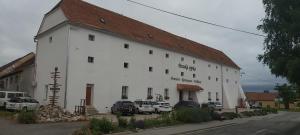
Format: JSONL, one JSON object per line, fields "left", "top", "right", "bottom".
{"left": 171, "top": 76, "right": 201, "bottom": 84}
{"left": 178, "top": 63, "right": 196, "bottom": 71}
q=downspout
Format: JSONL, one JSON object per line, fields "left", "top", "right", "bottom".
{"left": 64, "top": 25, "right": 70, "bottom": 109}
{"left": 221, "top": 64, "right": 224, "bottom": 106}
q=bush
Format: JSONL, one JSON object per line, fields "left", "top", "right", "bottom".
{"left": 221, "top": 112, "right": 239, "bottom": 120}
{"left": 175, "top": 108, "right": 212, "bottom": 123}
{"left": 90, "top": 118, "right": 114, "bottom": 134}
{"left": 262, "top": 108, "right": 278, "bottom": 114}
{"left": 17, "top": 111, "right": 37, "bottom": 124}
{"left": 117, "top": 117, "right": 128, "bottom": 128}
{"left": 133, "top": 120, "right": 145, "bottom": 129}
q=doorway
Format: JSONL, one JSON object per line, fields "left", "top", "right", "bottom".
{"left": 179, "top": 91, "right": 183, "bottom": 101}
{"left": 86, "top": 84, "right": 93, "bottom": 106}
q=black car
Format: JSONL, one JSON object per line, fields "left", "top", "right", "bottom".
{"left": 111, "top": 101, "right": 135, "bottom": 115}
{"left": 174, "top": 101, "right": 200, "bottom": 109}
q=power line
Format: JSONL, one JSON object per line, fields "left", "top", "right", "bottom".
{"left": 127, "top": 0, "right": 266, "bottom": 37}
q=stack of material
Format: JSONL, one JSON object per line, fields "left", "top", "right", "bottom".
{"left": 37, "top": 105, "right": 86, "bottom": 122}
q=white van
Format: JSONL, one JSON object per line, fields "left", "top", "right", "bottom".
{"left": 0, "top": 91, "right": 25, "bottom": 108}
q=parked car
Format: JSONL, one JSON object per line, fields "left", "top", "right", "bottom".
{"left": 174, "top": 101, "right": 200, "bottom": 109}
{"left": 151, "top": 101, "right": 172, "bottom": 113}
{"left": 0, "top": 91, "right": 25, "bottom": 108}
{"left": 134, "top": 100, "right": 155, "bottom": 114}
{"left": 111, "top": 101, "right": 135, "bottom": 115}
{"left": 207, "top": 102, "right": 223, "bottom": 111}
{"left": 6, "top": 97, "right": 39, "bottom": 111}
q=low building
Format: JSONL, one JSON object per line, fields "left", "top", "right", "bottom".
{"left": 0, "top": 53, "right": 35, "bottom": 97}
{"left": 245, "top": 92, "right": 278, "bottom": 108}
{"left": 34, "top": 0, "right": 245, "bottom": 113}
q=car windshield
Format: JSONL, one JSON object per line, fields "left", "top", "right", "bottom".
{"left": 9, "top": 98, "right": 23, "bottom": 103}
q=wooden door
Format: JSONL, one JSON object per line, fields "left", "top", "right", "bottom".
{"left": 86, "top": 86, "right": 92, "bottom": 105}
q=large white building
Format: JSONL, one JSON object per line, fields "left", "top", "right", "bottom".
{"left": 35, "top": 0, "right": 245, "bottom": 113}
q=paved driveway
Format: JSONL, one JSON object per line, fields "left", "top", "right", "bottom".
{"left": 0, "top": 118, "right": 87, "bottom": 135}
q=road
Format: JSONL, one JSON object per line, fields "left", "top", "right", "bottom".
{"left": 178, "top": 112, "right": 300, "bottom": 135}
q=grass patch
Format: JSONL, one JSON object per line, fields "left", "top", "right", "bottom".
{"left": 17, "top": 111, "right": 37, "bottom": 124}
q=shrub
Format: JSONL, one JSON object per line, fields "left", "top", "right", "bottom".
{"left": 175, "top": 108, "right": 212, "bottom": 123}
{"left": 117, "top": 117, "right": 128, "bottom": 128}
{"left": 221, "top": 112, "right": 239, "bottom": 120}
{"left": 89, "top": 118, "right": 114, "bottom": 134}
{"left": 17, "top": 111, "right": 37, "bottom": 124}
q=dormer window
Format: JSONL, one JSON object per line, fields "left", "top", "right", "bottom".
{"left": 99, "top": 18, "right": 105, "bottom": 24}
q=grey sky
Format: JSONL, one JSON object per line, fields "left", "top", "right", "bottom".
{"left": 0, "top": 0, "right": 286, "bottom": 91}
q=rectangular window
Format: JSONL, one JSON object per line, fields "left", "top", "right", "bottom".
{"left": 0, "top": 92, "right": 5, "bottom": 98}
{"left": 165, "top": 69, "right": 169, "bottom": 74}
{"left": 44, "top": 85, "right": 48, "bottom": 101}
{"left": 208, "top": 64, "right": 211, "bottom": 67}
{"left": 15, "top": 75, "right": 19, "bottom": 83}
{"left": 208, "top": 92, "right": 211, "bottom": 101}
{"left": 181, "top": 57, "right": 184, "bottom": 61}
{"left": 147, "top": 87, "right": 153, "bottom": 99}
{"left": 165, "top": 53, "right": 169, "bottom": 58}
{"left": 49, "top": 36, "right": 52, "bottom": 43}
{"left": 0, "top": 81, "right": 4, "bottom": 89}
{"left": 88, "top": 34, "right": 95, "bottom": 41}
{"left": 122, "top": 86, "right": 128, "bottom": 99}
{"left": 149, "top": 50, "right": 153, "bottom": 54}
{"left": 149, "top": 67, "right": 153, "bottom": 72}
{"left": 164, "top": 88, "right": 169, "bottom": 100}
{"left": 193, "top": 60, "right": 195, "bottom": 64}
{"left": 124, "top": 43, "right": 129, "bottom": 49}
{"left": 216, "top": 92, "right": 219, "bottom": 101}
{"left": 216, "top": 66, "right": 218, "bottom": 69}
{"left": 216, "top": 78, "right": 219, "bottom": 82}
{"left": 10, "top": 77, "right": 13, "bottom": 84}
{"left": 193, "top": 74, "right": 196, "bottom": 78}
{"left": 208, "top": 76, "right": 211, "bottom": 80}
{"left": 188, "top": 91, "right": 192, "bottom": 100}
{"left": 88, "top": 56, "right": 94, "bottom": 63}
{"left": 181, "top": 72, "right": 184, "bottom": 76}
{"left": 124, "top": 62, "right": 129, "bottom": 68}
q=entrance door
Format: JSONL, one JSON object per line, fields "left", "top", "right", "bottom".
{"left": 179, "top": 91, "right": 183, "bottom": 101}
{"left": 86, "top": 86, "right": 92, "bottom": 106}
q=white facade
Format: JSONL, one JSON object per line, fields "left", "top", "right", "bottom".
{"left": 35, "top": 4, "right": 244, "bottom": 113}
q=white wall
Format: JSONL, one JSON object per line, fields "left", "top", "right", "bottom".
{"left": 35, "top": 25, "right": 69, "bottom": 107}
{"left": 64, "top": 25, "right": 242, "bottom": 113}
{"left": 38, "top": 8, "right": 67, "bottom": 34}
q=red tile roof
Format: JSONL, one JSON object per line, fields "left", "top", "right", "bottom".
{"left": 177, "top": 84, "right": 203, "bottom": 91}
{"left": 245, "top": 92, "right": 278, "bottom": 101}
{"left": 47, "top": 0, "right": 240, "bottom": 69}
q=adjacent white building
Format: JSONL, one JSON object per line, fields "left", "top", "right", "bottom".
{"left": 34, "top": 0, "right": 245, "bottom": 113}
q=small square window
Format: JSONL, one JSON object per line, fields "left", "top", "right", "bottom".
{"left": 208, "top": 76, "right": 211, "bottom": 80}
{"left": 208, "top": 64, "right": 211, "bottom": 67}
{"left": 165, "top": 53, "right": 169, "bottom": 58}
{"left": 216, "top": 66, "right": 218, "bottom": 69}
{"left": 181, "top": 72, "right": 184, "bottom": 76}
{"left": 49, "top": 36, "right": 52, "bottom": 43}
{"left": 216, "top": 78, "right": 219, "bottom": 82}
{"left": 88, "top": 56, "right": 94, "bottom": 63}
{"left": 124, "top": 43, "right": 129, "bottom": 49}
{"left": 149, "top": 50, "right": 153, "bottom": 54}
{"left": 88, "top": 34, "right": 95, "bottom": 41}
{"left": 165, "top": 69, "right": 169, "bottom": 74}
{"left": 193, "top": 60, "right": 195, "bottom": 64}
{"left": 149, "top": 67, "right": 153, "bottom": 72}
{"left": 124, "top": 62, "right": 129, "bottom": 68}
{"left": 181, "top": 57, "right": 184, "bottom": 61}
{"left": 193, "top": 74, "right": 196, "bottom": 78}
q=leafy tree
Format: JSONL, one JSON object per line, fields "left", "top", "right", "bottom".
{"left": 274, "top": 84, "right": 297, "bottom": 109}
{"left": 257, "top": 0, "right": 300, "bottom": 86}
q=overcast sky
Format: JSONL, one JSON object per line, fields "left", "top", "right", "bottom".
{"left": 0, "top": 0, "right": 286, "bottom": 91}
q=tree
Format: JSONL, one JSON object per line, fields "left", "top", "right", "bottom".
{"left": 274, "top": 84, "right": 297, "bottom": 109}
{"left": 257, "top": 0, "right": 300, "bottom": 86}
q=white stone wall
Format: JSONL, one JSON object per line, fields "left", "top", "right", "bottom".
{"left": 38, "top": 8, "right": 67, "bottom": 34}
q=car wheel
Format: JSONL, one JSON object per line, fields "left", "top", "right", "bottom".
{"left": 155, "top": 109, "right": 159, "bottom": 114}
{"left": 22, "top": 107, "right": 28, "bottom": 112}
